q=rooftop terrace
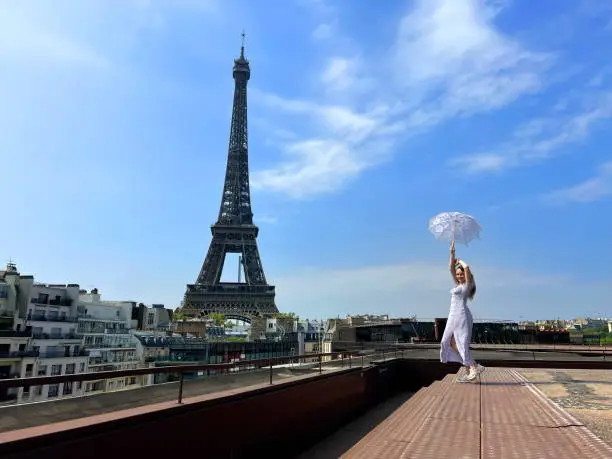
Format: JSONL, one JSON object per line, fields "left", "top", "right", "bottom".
{"left": 0, "top": 345, "right": 611, "bottom": 458}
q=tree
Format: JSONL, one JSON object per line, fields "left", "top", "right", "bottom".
{"left": 209, "top": 313, "right": 225, "bottom": 326}
{"left": 172, "top": 310, "right": 186, "bottom": 322}
{"left": 273, "top": 312, "right": 299, "bottom": 321}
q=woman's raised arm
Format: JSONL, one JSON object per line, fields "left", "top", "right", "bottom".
{"left": 457, "top": 259, "right": 473, "bottom": 285}
{"left": 449, "top": 240, "right": 458, "bottom": 284}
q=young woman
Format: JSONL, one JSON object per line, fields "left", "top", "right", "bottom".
{"left": 440, "top": 240, "right": 485, "bottom": 382}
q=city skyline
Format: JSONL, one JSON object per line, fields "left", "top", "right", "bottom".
{"left": 1, "top": 1, "right": 611, "bottom": 321}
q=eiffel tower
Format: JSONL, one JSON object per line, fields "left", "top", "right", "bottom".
{"left": 182, "top": 37, "right": 278, "bottom": 322}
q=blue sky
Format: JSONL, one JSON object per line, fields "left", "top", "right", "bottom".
{"left": 1, "top": 0, "right": 611, "bottom": 321}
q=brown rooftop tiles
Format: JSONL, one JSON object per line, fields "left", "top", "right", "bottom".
{"left": 341, "top": 367, "right": 612, "bottom": 458}
{"left": 405, "top": 418, "right": 480, "bottom": 459}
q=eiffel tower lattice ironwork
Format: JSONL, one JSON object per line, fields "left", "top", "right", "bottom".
{"left": 182, "top": 38, "right": 278, "bottom": 322}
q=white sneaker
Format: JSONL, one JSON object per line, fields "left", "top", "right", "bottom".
{"left": 464, "top": 370, "right": 478, "bottom": 382}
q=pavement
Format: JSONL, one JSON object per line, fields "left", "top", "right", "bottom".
{"left": 519, "top": 368, "right": 612, "bottom": 446}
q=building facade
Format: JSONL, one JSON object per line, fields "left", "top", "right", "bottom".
{"left": 78, "top": 290, "right": 142, "bottom": 394}
{"left": 21, "top": 283, "right": 89, "bottom": 401}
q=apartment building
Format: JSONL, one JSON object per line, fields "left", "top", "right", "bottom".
{"left": 0, "top": 263, "right": 90, "bottom": 403}
{"left": 0, "top": 263, "right": 36, "bottom": 404}
{"left": 77, "top": 290, "right": 142, "bottom": 394}
{"left": 20, "top": 283, "right": 89, "bottom": 401}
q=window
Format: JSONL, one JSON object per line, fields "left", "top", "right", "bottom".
{"left": 65, "top": 363, "right": 76, "bottom": 375}
{"left": 79, "top": 362, "right": 85, "bottom": 372}
{"left": 37, "top": 365, "right": 47, "bottom": 376}
{"left": 128, "top": 377, "right": 137, "bottom": 385}
{"left": 63, "top": 382, "right": 73, "bottom": 395}
{"left": 47, "top": 384, "right": 59, "bottom": 397}
{"left": 76, "top": 382, "right": 82, "bottom": 391}
{"left": 51, "top": 365, "right": 62, "bottom": 376}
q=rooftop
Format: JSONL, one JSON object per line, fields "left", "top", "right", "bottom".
{"left": 0, "top": 345, "right": 611, "bottom": 458}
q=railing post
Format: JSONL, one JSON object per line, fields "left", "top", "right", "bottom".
{"left": 269, "top": 358, "right": 273, "bottom": 385}
{"left": 349, "top": 354, "right": 352, "bottom": 368}
{"left": 178, "top": 372, "right": 184, "bottom": 404}
{"left": 319, "top": 354, "right": 322, "bottom": 374}
{"left": 361, "top": 355, "right": 364, "bottom": 367}
{"left": 341, "top": 354, "right": 344, "bottom": 368}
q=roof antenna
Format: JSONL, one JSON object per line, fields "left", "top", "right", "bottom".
{"left": 240, "top": 30, "right": 246, "bottom": 58}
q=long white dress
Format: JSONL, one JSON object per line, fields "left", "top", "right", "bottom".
{"left": 439, "top": 283, "right": 475, "bottom": 367}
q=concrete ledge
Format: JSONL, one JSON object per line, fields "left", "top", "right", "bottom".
{"left": 0, "top": 366, "right": 320, "bottom": 433}
{"left": 0, "top": 366, "right": 382, "bottom": 459}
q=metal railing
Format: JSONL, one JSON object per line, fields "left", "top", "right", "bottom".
{"left": 0, "top": 330, "right": 32, "bottom": 338}
{"left": 0, "top": 349, "right": 406, "bottom": 404}
{"left": 32, "top": 333, "right": 81, "bottom": 340}
{"left": 0, "top": 350, "right": 39, "bottom": 358}
{"left": 28, "top": 315, "right": 78, "bottom": 323}
{"left": 37, "top": 350, "right": 89, "bottom": 359}
{"left": 332, "top": 341, "right": 612, "bottom": 358}
{"left": 78, "top": 328, "right": 131, "bottom": 335}
{"left": 29, "top": 298, "right": 73, "bottom": 306}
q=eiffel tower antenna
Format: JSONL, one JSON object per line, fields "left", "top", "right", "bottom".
{"left": 182, "top": 36, "right": 278, "bottom": 323}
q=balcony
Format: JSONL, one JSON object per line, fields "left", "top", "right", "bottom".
{"left": 0, "top": 350, "right": 39, "bottom": 358}
{"left": 83, "top": 343, "right": 136, "bottom": 349}
{"left": 37, "top": 350, "right": 89, "bottom": 359}
{"left": 29, "top": 298, "right": 73, "bottom": 306}
{"left": 88, "top": 358, "right": 139, "bottom": 366}
{"left": 78, "top": 315, "right": 126, "bottom": 322}
{"left": 79, "top": 328, "right": 131, "bottom": 335}
{"left": 0, "top": 330, "right": 32, "bottom": 338}
{"left": 31, "top": 333, "right": 81, "bottom": 341}
{"left": 27, "top": 314, "right": 78, "bottom": 323}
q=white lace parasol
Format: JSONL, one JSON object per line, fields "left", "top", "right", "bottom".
{"left": 428, "top": 212, "right": 482, "bottom": 245}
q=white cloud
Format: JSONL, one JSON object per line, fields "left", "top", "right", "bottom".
{"left": 542, "top": 161, "right": 612, "bottom": 204}
{"left": 320, "top": 57, "right": 355, "bottom": 91}
{"left": 256, "top": 214, "right": 279, "bottom": 224}
{"left": 254, "top": 0, "right": 550, "bottom": 198}
{"left": 392, "top": 0, "right": 549, "bottom": 124}
{"left": 319, "top": 56, "right": 375, "bottom": 94}
{"left": 312, "top": 23, "right": 333, "bottom": 40}
{"left": 250, "top": 91, "right": 395, "bottom": 197}
{"left": 451, "top": 93, "right": 612, "bottom": 173}
{"left": 273, "top": 260, "right": 611, "bottom": 320}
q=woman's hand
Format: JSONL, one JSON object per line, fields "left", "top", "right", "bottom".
{"left": 450, "top": 240, "right": 456, "bottom": 256}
